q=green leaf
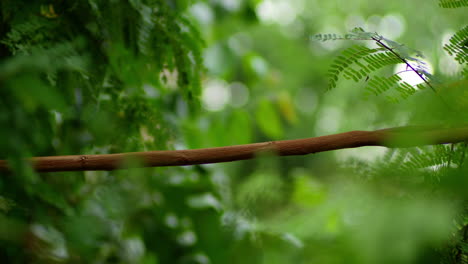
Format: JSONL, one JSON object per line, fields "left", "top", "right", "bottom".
{"left": 227, "top": 110, "right": 252, "bottom": 144}
{"left": 255, "top": 99, "right": 284, "bottom": 139}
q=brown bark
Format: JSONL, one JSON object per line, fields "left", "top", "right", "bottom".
{"left": 1, "top": 125, "right": 468, "bottom": 173}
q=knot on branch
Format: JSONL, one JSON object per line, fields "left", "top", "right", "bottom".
{"left": 79, "top": 156, "right": 88, "bottom": 168}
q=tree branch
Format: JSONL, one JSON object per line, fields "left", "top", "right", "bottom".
{"left": 1, "top": 125, "right": 468, "bottom": 173}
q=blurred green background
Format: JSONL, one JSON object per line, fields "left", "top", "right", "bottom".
{"left": 0, "top": 0, "right": 467, "bottom": 263}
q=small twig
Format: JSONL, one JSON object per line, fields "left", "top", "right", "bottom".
{"left": 371, "top": 37, "right": 453, "bottom": 109}
{"left": 372, "top": 37, "right": 436, "bottom": 93}
{"left": 394, "top": 69, "right": 415, "bottom": 75}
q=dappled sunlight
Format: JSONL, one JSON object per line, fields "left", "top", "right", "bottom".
{"left": 393, "top": 60, "right": 433, "bottom": 86}
{"left": 378, "top": 14, "right": 406, "bottom": 39}
{"left": 294, "top": 87, "right": 318, "bottom": 115}
{"left": 1, "top": 0, "right": 467, "bottom": 263}
{"left": 229, "top": 82, "right": 250, "bottom": 108}
{"left": 439, "top": 31, "right": 464, "bottom": 75}
{"left": 189, "top": 2, "right": 214, "bottom": 25}
{"left": 335, "top": 146, "right": 387, "bottom": 163}
{"left": 227, "top": 33, "right": 252, "bottom": 56}
{"left": 202, "top": 79, "right": 231, "bottom": 111}
{"left": 315, "top": 106, "right": 342, "bottom": 135}
{"left": 345, "top": 14, "right": 366, "bottom": 30}
{"left": 256, "top": 0, "right": 304, "bottom": 26}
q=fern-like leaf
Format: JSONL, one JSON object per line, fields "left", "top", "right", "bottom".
{"left": 327, "top": 45, "right": 386, "bottom": 89}
{"left": 316, "top": 27, "right": 434, "bottom": 100}
{"left": 364, "top": 75, "right": 427, "bottom": 102}
{"left": 444, "top": 25, "right": 468, "bottom": 64}
{"left": 339, "top": 51, "right": 402, "bottom": 87}
{"left": 314, "top": 27, "right": 378, "bottom": 42}
{"left": 439, "top": 0, "right": 468, "bottom": 8}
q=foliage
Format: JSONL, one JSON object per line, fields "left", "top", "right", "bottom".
{"left": 314, "top": 27, "right": 432, "bottom": 102}
{"left": 0, "top": 0, "right": 468, "bottom": 264}
{"left": 0, "top": 1, "right": 213, "bottom": 263}
{"left": 444, "top": 25, "right": 468, "bottom": 65}
{"left": 439, "top": 0, "right": 468, "bottom": 8}
{"left": 314, "top": 4, "right": 468, "bottom": 262}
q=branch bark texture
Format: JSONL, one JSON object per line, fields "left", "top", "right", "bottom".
{"left": 1, "top": 126, "right": 468, "bottom": 173}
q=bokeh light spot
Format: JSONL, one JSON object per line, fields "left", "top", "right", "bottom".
{"left": 230, "top": 82, "right": 250, "bottom": 107}
{"left": 202, "top": 79, "right": 231, "bottom": 111}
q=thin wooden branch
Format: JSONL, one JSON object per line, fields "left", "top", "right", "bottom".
{"left": 1, "top": 125, "right": 468, "bottom": 173}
